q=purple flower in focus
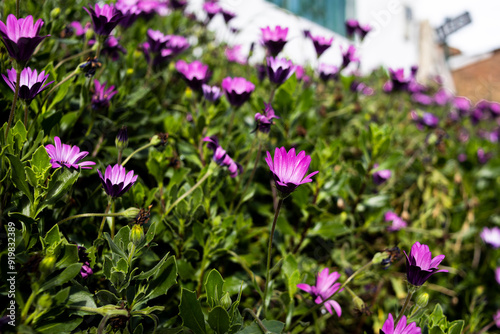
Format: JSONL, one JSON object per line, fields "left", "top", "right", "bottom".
{"left": 221, "top": 9, "right": 236, "bottom": 24}
{"left": 45, "top": 137, "right": 96, "bottom": 170}
{"left": 203, "top": 2, "right": 221, "bottom": 20}
{"left": 225, "top": 45, "right": 246, "bottom": 64}
{"left": 480, "top": 227, "right": 500, "bottom": 248}
{"left": 69, "top": 21, "right": 91, "bottom": 37}
{"left": 98, "top": 164, "right": 138, "bottom": 198}
{"left": 477, "top": 148, "right": 492, "bottom": 164}
{"left": 297, "top": 268, "right": 342, "bottom": 317}
{"left": 78, "top": 246, "right": 93, "bottom": 279}
{"left": 341, "top": 44, "right": 359, "bottom": 69}
{"left": 266, "top": 57, "right": 295, "bottom": 86}
{"left": 404, "top": 242, "right": 448, "bottom": 286}
{"left": 385, "top": 211, "right": 407, "bottom": 232}
{"left": 202, "top": 84, "right": 222, "bottom": 103}
{"left": 318, "top": 63, "right": 339, "bottom": 82}
{"left": 221, "top": 77, "right": 255, "bottom": 107}
{"left": 88, "top": 36, "right": 126, "bottom": 61}
{"left": 176, "top": 60, "right": 210, "bottom": 91}
{"left": 92, "top": 80, "right": 118, "bottom": 110}
{"left": 372, "top": 163, "right": 391, "bottom": 185}
{"left": 203, "top": 136, "right": 242, "bottom": 177}
{"left": 261, "top": 25, "right": 288, "bottom": 56}
{"left": 345, "top": 19, "right": 358, "bottom": 38}
{"left": 265, "top": 147, "right": 319, "bottom": 196}
{"left": 310, "top": 34, "right": 333, "bottom": 58}
{"left": 380, "top": 313, "right": 421, "bottom": 334}
{"left": 254, "top": 102, "right": 279, "bottom": 134}
{"left": 83, "top": 3, "right": 123, "bottom": 36}
{"left": 2, "top": 67, "right": 54, "bottom": 102}
{"left": 0, "top": 14, "right": 50, "bottom": 63}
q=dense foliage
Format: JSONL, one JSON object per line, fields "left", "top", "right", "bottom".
{"left": 1, "top": 1, "right": 499, "bottom": 333}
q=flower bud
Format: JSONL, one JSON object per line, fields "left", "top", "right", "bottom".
{"left": 38, "top": 293, "right": 52, "bottom": 309}
{"left": 353, "top": 295, "right": 366, "bottom": 311}
{"left": 416, "top": 293, "right": 429, "bottom": 308}
{"left": 116, "top": 126, "right": 128, "bottom": 150}
{"left": 185, "top": 87, "right": 193, "bottom": 100}
{"left": 150, "top": 135, "right": 162, "bottom": 146}
{"left": 39, "top": 255, "right": 57, "bottom": 275}
{"left": 130, "top": 224, "right": 145, "bottom": 246}
{"left": 121, "top": 207, "right": 141, "bottom": 220}
{"left": 220, "top": 292, "right": 232, "bottom": 310}
{"left": 50, "top": 8, "right": 61, "bottom": 19}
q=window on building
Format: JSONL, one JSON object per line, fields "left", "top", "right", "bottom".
{"left": 267, "top": 0, "right": 347, "bottom": 36}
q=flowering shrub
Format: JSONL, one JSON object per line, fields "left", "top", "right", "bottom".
{"left": 0, "top": 1, "right": 499, "bottom": 333}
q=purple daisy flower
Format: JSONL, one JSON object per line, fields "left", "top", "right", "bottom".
{"left": 221, "top": 9, "right": 236, "bottom": 24}
{"left": 340, "top": 44, "right": 359, "bottom": 69}
{"left": 412, "top": 93, "right": 433, "bottom": 106}
{"left": 116, "top": 2, "right": 141, "bottom": 28}
{"left": 318, "top": 63, "right": 339, "bottom": 82}
{"left": 495, "top": 267, "right": 500, "bottom": 285}
{"left": 165, "top": 35, "right": 190, "bottom": 55}
{"left": 2, "top": 67, "right": 54, "bottom": 102}
{"left": 203, "top": 136, "right": 242, "bottom": 178}
{"left": 310, "top": 34, "right": 333, "bottom": 58}
{"left": 0, "top": 14, "right": 50, "bottom": 63}
{"left": 202, "top": 84, "right": 222, "bottom": 103}
{"left": 176, "top": 60, "right": 210, "bottom": 91}
{"left": 266, "top": 56, "right": 295, "bottom": 86}
{"left": 146, "top": 29, "right": 169, "bottom": 53}
{"left": 385, "top": 211, "right": 407, "bottom": 232}
{"left": 261, "top": 25, "right": 288, "bottom": 57}
{"left": 345, "top": 19, "right": 359, "bottom": 38}
{"left": 92, "top": 80, "right": 118, "bottom": 110}
{"left": 225, "top": 45, "right": 247, "bottom": 64}
{"left": 434, "top": 88, "right": 451, "bottom": 106}
{"left": 477, "top": 148, "right": 492, "bottom": 164}
{"left": 480, "top": 227, "right": 500, "bottom": 248}
{"left": 295, "top": 65, "right": 310, "bottom": 83}
{"left": 404, "top": 242, "right": 448, "bottom": 286}
{"left": 357, "top": 23, "right": 371, "bottom": 40}
{"left": 221, "top": 77, "right": 255, "bottom": 107}
{"left": 385, "top": 68, "right": 410, "bottom": 92}
{"left": 83, "top": 3, "right": 123, "bottom": 36}
{"left": 495, "top": 311, "right": 500, "bottom": 328}
{"left": 265, "top": 147, "right": 318, "bottom": 196}
{"left": 203, "top": 2, "right": 221, "bottom": 20}
{"left": 297, "top": 268, "right": 342, "bottom": 317}
{"left": 69, "top": 21, "right": 91, "bottom": 37}
{"left": 45, "top": 136, "right": 96, "bottom": 169}
{"left": 170, "top": 0, "right": 187, "bottom": 10}
{"left": 98, "top": 164, "right": 138, "bottom": 198}
{"left": 380, "top": 313, "right": 421, "bottom": 334}
{"left": 88, "top": 36, "right": 126, "bottom": 61}
{"left": 372, "top": 163, "right": 391, "bottom": 185}
{"left": 254, "top": 102, "right": 279, "bottom": 134}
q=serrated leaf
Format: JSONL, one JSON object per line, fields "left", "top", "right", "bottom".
{"left": 179, "top": 289, "right": 206, "bottom": 334}
{"left": 146, "top": 255, "right": 177, "bottom": 300}
{"left": 6, "top": 153, "right": 33, "bottom": 203}
{"left": 208, "top": 306, "right": 230, "bottom": 334}
{"left": 43, "top": 224, "right": 61, "bottom": 247}
{"left": 205, "top": 269, "right": 224, "bottom": 308}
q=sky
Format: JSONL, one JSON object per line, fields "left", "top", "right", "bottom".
{"left": 415, "top": 0, "right": 500, "bottom": 56}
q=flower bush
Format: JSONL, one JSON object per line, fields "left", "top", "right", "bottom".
{"left": 0, "top": 1, "right": 499, "bottom": 333}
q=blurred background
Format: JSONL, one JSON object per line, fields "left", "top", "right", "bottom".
{"left": 190, "top": 0, "right": 500, "bottom": 103}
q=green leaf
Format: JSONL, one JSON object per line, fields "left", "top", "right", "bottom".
{"left": 35, "top": 317, "right": 83, "bottom": 334}
{"left": 56, "top": 244, "right": 79, "bottom": 269}
{"left": 114, "top": 225, "right": 131, "bottom": 252}
{"left": 146, "top": 255, "right": 177, "bottom": 300}
{"left": 208, "top": 306, "right": 231, "bottom": 334}
{"left": 179, "top": 288, "right": 206, "bottom": 334}
{"left": 6, "top": 153, "right": 34, "bottom": 203}
{"left": 44, "top": 168, "right": 80, "bottom": 205}
{"left": 47, "top": 75, "right": 72, "bottom": 111}
{"left": 67, "top": 285, "right": 97, "bottom": 316}
{"left": 236, "top": 320, "right": 284, "bottom": 334}
{"left": 448, "top": 320, "right": 465, "bottom": 334}
{"left": 7, "top": 120, "right": 27, "bottom": 154}
{"left": 104, "top": 232, "right": 127, "bottom": 259}
{"left": 429, "top": 304, "right": 445, "bottom": 327}
{"left": 135, "top": 252, "right": 171, "bottom": 280}
{"left": 205, "top": 269, "right": 224, "bottom": 308}
{"left": 39, "top": 263, "right": 82, "bottom": 292}
{"left": 96, "top": 290, "right": 121, "bottom": 305}
{"left": 43, "top": 224, "right": 61, "bottom": 248}
{"left": 30, "top": 145, "right": 52, "bottom": 175}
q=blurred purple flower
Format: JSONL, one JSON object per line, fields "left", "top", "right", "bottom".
{"left": 116, "top": 2, "right": 141, "bottom": 28}
{"left": 477, "top": 148, "right": 492, "bottom": 164}
{"left": 295, "top": 65, "right": 310, "bottom": 83}
{"left": 357, "top": 23, "right": 372, "bottom": 40}
{"left": 0, "top": 14, "right": 50, "bottom": 63}
{"left": 457, "top": 153, "right": 467, "bottom": 162}
{"left": 261, "top": 25, "right": 288, "bottom": 56}
{"left": 404, "top": 242, "right": 448, "bottom": 286}
{"left": 78, "top": 246, "right": 93, "bottom": 279}
{"left": 372, "top": 163, "right": 391, "bottom": 185}
{"left": 176, "top": 60, "right": 210, "bottom": 91}
{"left": 495, "top": 311, "right": 500, "bottom": 328}
{"left": 341, "top": 44, "right": 359, "bottom": 69}
{"left": 221, "top": 9, "right": 236, "bottom": 24}
{"left": 45, "top": 136, "right": 96, "bottom": 169}
{"left": 69, "top": 21, "right": 91, "bottom": 37}
{"left": 411, "top": 111, "right": 439, "bottom": 130}
{"left": 266, "top": 56, "right": 295, "bottom": 86}
{"left": 225, "top": 45, "right": 246, "bottom": 64}
{"left": 345, "top": 19, "right": 358, "bottom": 38}
{"left": 412, "top": 93, "right": 432, "bottom": 106}
{"left": 170, "top": 0, "right": 187, "bottom": 10}
{"left": 385, "top": 211, "right": 407, "bottom": 232}
{"left": 256, "top": 64, "right": 267, "bottom": 82}
{"left": 318, "top": 63, "right": 339, "bottom": 82}
{"left": 380, "top": 313, "right": 421, "bottom": 334}
{"left": 434, "top": 88, "right": 451, "bottom": 106}
{"left": 495, "top": 267, "right": 500, "bottom": 285}
{"left": 453, "top": 96, "right": 471, "bottom": 115}
{"left": 88, "top": 36, "right": 126, "bottom": 61}
{"left": 147, "top": 29, "right": 169, "bottom": 52}
{"left": 203, "top": 136, "right": 242, "bottom": 177}
{"left": 480, "top": 227, "right": 500, "bottom": 248}
{"left": 265, "top": 147, "right": 318, "bottom": 196}
{"left": 310, "top": 34, "right": 333, "bottom": 58}
{"left": 203, "top": 2, "right": 221, "bottom": 20}
{"left": 98, "top": 164, "right": 138, "bottom": 198}
{"left": 165, "top": 35, "right": 189, "bottom": 55}
{"left": 254, "top": 102, "right": 279, "bottom": 134}
{"left": 202, "top": 84, "right": 222, "bottom": 103}
{"left": 83, "top": 3, "right": 123, "bottom": 36}
{"left": 297, "top": 268, "right": 343, "bottom": 317}
{"left": 2, "top": 67, "right": 54, "bottom": 102}
{"left": 221, "top": 77, "right": 255, "bottom": 107}
{"left": 92, "top": 80, "right": 118, "bottom": 110}
{"left": 385, "top": 68, "right": 411, "bottom": 92}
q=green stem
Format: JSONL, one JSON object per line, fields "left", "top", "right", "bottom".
{"left": 5, "top": 69, "right": 21, "bottom": 140}
{"left": 243, "top": 308, "right": 269, "bottom": 333}
{"left": 57, "top": 211, "right": 127, "bottom": 225}
{"left": 127, "top": 243, "right": 136, "bottom": 267}
{"left": 340, "top": 260, "right": 373, "bottom": 290}
{"left": 40, "top": 70, "right": 78, "bottom": 110}
{"left": 121, "top": 142, "right": 155, "bottom": 166}
{"left": 110, "top": 201, "right": 116, "bottom": 238}
{"left": 233, "top": 141, "right": 262, "bottom": 213}
{"left": 263, "top": 198, "right": 283, "bottom": 316}
{"left": 98, "top": 200, "right": 113, "bottom": 239}
{"left": 395, "top": 287, "right": 415, "bottom": 324}
{"left": 16, "top": 0, "right": 20, "bottom": 17}
{"left": 226, "top": 106, "right": 236, "bottom": 138}
{"left": 165, "top": 169, "right": 213, "bottom": 216}
{"left": 54, "top": 49, "right": 94, "bottom": 70}
{"left": 23, "top": 102, "right": 29, "bottom": 128}
{"left": 21, "top": 288, "right": 37, "bottom": 323}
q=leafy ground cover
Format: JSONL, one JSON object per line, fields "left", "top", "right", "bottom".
{"left": 1, "top": 1, "right": 500, "bottom": 333}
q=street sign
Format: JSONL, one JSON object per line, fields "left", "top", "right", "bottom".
{"left": 436, "top": 11, "right": 472, "bottom": 42}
